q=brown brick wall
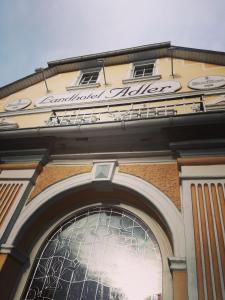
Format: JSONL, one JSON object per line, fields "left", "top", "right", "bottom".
{"left": 28, "top": 164, "right": 92, "bottom": 202}
{"left": 119, "top": 163, "right": 181, "bottom": 210}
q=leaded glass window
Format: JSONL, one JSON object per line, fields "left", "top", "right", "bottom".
{"left": 23, "top": 207, "right": 162, "bottom": 300}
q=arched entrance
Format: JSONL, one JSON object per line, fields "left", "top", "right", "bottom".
{"left": 2, "top": 170, "right": 186, "bottom": 299}
{"left": 8, "top": 172, "right": 185, "bottom": 257}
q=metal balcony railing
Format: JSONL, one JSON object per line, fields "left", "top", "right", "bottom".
{"left": 45, "top": 98, "right": 225, "bottom": 127}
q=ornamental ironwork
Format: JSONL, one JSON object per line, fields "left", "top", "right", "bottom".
{"left": 23, "top": 207, "right": 162, "bottom": 300}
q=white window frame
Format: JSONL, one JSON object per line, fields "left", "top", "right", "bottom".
{"left": 66, "top": 67, "right": 101, "bottom": 91}
{"left": 123, "top": 59, "right": 161, "bottom": 84}
{"left": 133, "top": 62, "right": 155, "bottom": 78}
{"left": 79, "top": 70, "right": 99, "bottom": 86}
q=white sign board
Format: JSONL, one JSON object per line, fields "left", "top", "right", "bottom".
{"left": 5, "top": 98, "right": 31, "bottom": 111}
{"left": 35, "top": 80, "right": 181, "bottom": 108}
{"left": 188, "top": 75, "right": 225, "bottom": 90}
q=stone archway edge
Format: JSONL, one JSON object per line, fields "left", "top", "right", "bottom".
{"left": 6, "top": 171, "right": 185, "bottom": 257}
{"left": 112, "top": 173, "right": 185, "bottom": 257}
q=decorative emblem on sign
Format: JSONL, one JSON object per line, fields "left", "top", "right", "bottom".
{"left": 35, "top": 80, "right": 181, "bottom": 108}
{"left": 5, "top": 98, "right": 31, "bottom": 111}
{"left": 188, "top": 75, "right": 225, "bottom": 90}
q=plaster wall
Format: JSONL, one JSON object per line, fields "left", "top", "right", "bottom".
{"left": 1, "top": 58, "right": 225, "bottom": 113}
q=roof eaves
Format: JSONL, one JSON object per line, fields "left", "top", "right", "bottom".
{"left": 0, "top": 67, "right": 58, "bottom": 99}
{"left": 172, "top": 45, "right": 225, "bottom": 65}
{"left": 47, "top": 41, "right": 171, "bottom": 67}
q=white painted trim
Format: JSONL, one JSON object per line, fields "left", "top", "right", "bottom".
{"left": 66, "top": 83, "right": 100, "bottom": 91}
{"left": 50, "top": 150, "right": 173, "bottom": 161}
{"left": 0, "top": 169, "right": 36, "bottom": 180}
{"left": 112, "top": 173, "right": 185, "bottom": 257}
{"left": 182, "top": 180, "right": 199, "bottom": 300}
{"left": 210, "top": 183, "right": 225, "bottom": 298}
{"left": 195, "top": 183, "right": 208, "bottom": 299}
{"left": 202, "top": 183, "right": 217, "bottom": 299}
{"left": 7, "top": 171, "right": 185, "bottom": 259}
{"left": 0, "top": 243, "right": 27, "bottom": 264}
{"left": 168, "top": 257, "right": 187, "bottom": 270}
{"left": 122, "top": 75, "right": 161, "bottom": 84}
{"left": 181, "top": 165, "right": 225, "bottom": 178}
{"left": 7, "top": 173, "right": 93, "bottom": 245}
{"left": 50, "top": 157, "right": 175, "bottom": 165}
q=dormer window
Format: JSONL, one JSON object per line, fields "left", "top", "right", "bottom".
{"left": 79, "top": 71, "right": 99, "bottom": 85}
{"left": 66, "top": 68, "right": 101, "bottom": 91}
{"left": 122, "top": 59, "right": 161, "bottom": 84}
{"left": 133, "top": 63, "right": 154, "bottom": 78}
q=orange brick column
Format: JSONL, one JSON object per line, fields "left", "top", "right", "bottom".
{"left": 168, "top": 257, "right": 188, "bottom": 300}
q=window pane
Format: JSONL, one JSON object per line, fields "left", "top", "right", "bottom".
{"left": 133, "top": 64, "right": 154, "bottom": 78}
{"left": 23, "top": 207, "right": 162, "bottom": 300}
{"left": 134, "top": 70, "right": 144, "bottom": 77}
{"left": 79, "top": 72, "right": 99, "bottom": 85}
{"left": 145, "top": 66, "right": 153, "bottom": 75}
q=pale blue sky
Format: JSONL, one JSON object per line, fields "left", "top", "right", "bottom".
{"left": 0, "top": 0, "right": 225, "bottom": 87}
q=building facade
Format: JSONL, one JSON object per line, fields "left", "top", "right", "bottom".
{"left": 0, "top": 42, "right": 224, "bottom": 299}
